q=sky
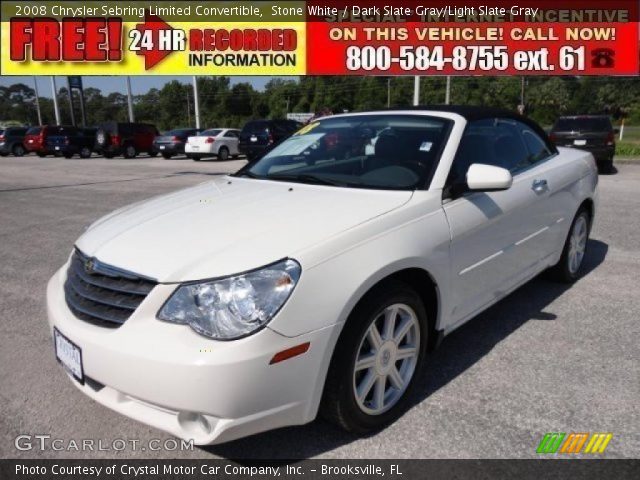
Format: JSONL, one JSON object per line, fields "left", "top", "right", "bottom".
{"left": 0, "top": 76, "right": 291, "bottom": 97}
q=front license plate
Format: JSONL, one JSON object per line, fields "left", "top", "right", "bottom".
{"left": 54, "top": 327, "right": 84, "bottom": 384}
{"left": 159, "top": 145, "right": 165, "bottom": 150}
{"left": 574, "top": 139, "right": 587, "bottom": 146}
{"left": 55, "top": 146, "right": 60, "bottom": 150}
{"left": 250, "top": 135, "right": 257, "bottom": 142}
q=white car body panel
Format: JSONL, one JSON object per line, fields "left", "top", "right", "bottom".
{"left": 185, "top": 129, "right": 239, "bottom": 157}
{"left": 47, "top": 110, "right": 598, "bottom": 444}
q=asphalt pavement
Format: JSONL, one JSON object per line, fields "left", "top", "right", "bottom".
{"left": 0, "top": 154, "right": 638, "bottom": 459}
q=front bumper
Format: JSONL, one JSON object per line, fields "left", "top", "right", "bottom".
{"left": 46, "top": 265, "right": 336, "bottom": 444}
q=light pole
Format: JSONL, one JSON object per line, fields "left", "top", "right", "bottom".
{"left": 445, "top": 76, "right": 451, "bottom": 105}
{"left": 413, "top": 76, "right": 420, "bottom": 106}
{"left": 66, "top": 77, "right": 76, "bottom": 126}
{"left": 192, "top": 76, "right": 201, "bottom": 129}
{"left": 50, "top": 77, "right": 61, "bottom": 125}
{"left": 125, "top": 76, "right": 135, "bottom": 122}
{"left": 33, "top": 77, "right": 43, "bottom": 126}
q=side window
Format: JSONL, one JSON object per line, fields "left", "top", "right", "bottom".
{"left": 492, "top": 119, "right": 530, "bottom": 173}
{"left": 447, "top": 120, "right": 495, "bottom": 189}
{"left": 521, "top": 128, "right": 552, "bottom": 164}
{"left": 224, "top": 130, "right": 238, "bottom": 138}
{"left": 447, "top": 118, "right": 531, "bottom": 192}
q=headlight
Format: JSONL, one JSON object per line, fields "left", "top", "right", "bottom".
{"left": 158, "top": 259, "right": 301, "bottom": 340}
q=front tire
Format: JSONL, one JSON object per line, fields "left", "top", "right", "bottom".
{"left": 549, "top": 208, "right": 591, "bottom": 283}
{"left": 321, "top": 281, "right": 428, "bottom": 434}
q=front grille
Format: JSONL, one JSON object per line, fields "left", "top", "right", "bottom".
{"left": 64, "top": 250, "right": 157, "bottom": 328}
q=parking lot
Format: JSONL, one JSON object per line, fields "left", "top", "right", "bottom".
{"left": 0, "top": 154, "right": 638, "bottom": 459}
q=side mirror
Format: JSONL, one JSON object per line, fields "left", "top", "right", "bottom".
{"left": 466, "top": 163, "right": 513, "bottom": 192}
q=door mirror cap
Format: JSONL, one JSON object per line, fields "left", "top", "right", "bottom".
{"left": 466, "top": 163, "right": 513, "bottom": 192}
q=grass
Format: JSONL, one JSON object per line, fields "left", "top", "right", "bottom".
{"left": 617, "top": 125, "right": 640, "bottom": 158}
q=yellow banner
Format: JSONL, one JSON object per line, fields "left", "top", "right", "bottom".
{"left": 0, "top": 1, "right": 306, "bottom": 75}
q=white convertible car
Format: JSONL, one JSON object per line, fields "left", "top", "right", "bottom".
{"left": 47, "top": 106, "right": 598, "bottom": 444}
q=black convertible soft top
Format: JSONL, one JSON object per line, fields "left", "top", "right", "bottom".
{"left": 364, "top": 104, "right": 558, "bottom": 153}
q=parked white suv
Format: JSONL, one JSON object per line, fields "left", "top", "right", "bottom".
{"left": 185, "top": 128, "right": 240, "bottom": 161}
{"left": 47, "top": 106, "right": 597, "bottom": 445}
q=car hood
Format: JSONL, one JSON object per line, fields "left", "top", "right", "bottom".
{"left": 76, "top": 177, "right": 413, "bottom": 282}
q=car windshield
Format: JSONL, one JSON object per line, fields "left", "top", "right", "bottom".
{"left": 553, "top": 117, "right": 611, "bottom": 132}
{"left": 200, "top": 129, "right": 221, "bottom": 136}
{"left": 240, "top": 115, "right": 451, "bottom": 190}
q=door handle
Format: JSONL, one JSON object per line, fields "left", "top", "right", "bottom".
{"left": 532, "top": 179, "right": 549, "bottom": 194}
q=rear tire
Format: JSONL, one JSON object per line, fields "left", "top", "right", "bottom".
{"left": 12, "top": 144, "right": 26, "bottom": 156}
{"left": 162, "top": 152, "right": 173, "bottom": 159}
{"left": 321, "top": 281, "right": 428, "bottom": 434}
{"left": 548, "top": 208, "right": 591, "bottom": 283}
{"left": 148, "top": 151, "right": 158, "bottom": 157}
{"left": 123, "top": 145, "right": 137, "bottom": 159}
{"left": 599, "top": 157, "right": 614, "bottom": 174}
{"left": 79, "top": 147, "right": 92, "bottom": 159}
{"left": 218, "top": 146, "right": 229, "bottom": 161}
{"left": 37, "top": 152, "right": 46, "bottom": 158}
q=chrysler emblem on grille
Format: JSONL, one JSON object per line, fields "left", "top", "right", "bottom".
{"left": 84, "top": 259, "right": 96, "bottom": 274}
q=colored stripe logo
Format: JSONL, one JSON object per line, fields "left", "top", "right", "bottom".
{"left": 537, "top": 433, "right": 612, "bottom": 454}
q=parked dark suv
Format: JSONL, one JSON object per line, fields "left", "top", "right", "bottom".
{"left": 24, "top": 125, "right": 76, "bottom": 157}
{"left": 45, "top": 127, "right": 97, "bottom": 158}
{"left": 94, "top": 122, "right": 160, "bottom": 158}
{"left": 550, "top": 115, "right": 617, "bottom": 173}
{"left": 239, "top": 119, "right": 302, "bottom": 161}
{"left": 0, "top": 126, "right": 28, "bottom": 156}
{"left": 152, "top": 128, "right": 200, "bottom": 159}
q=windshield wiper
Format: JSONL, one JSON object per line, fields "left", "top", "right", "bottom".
{"left": 234, "top": 170, "right": 262, "bottom": 179}
{"left": 266, "top": 173, "right": 350, "bottom": 187}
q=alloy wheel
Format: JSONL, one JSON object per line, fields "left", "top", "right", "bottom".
{"left": 353, "top": 303, "right": 420, "bottom": 415}
{"left": 568, "top": 215, "right": 588, "bottom": 274}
